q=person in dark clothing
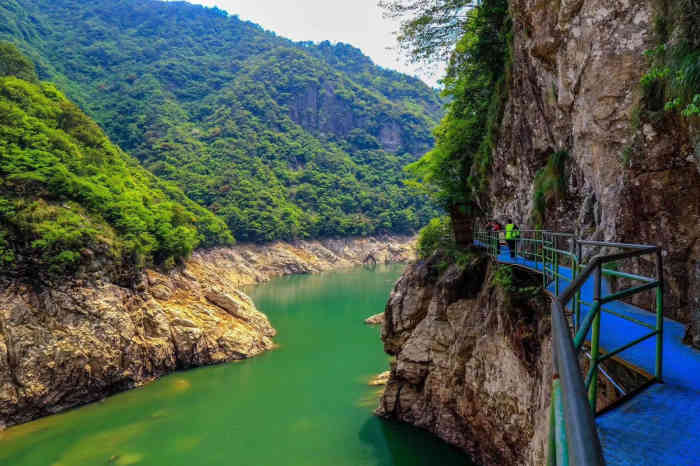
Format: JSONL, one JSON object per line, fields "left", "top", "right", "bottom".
{"left": 485, "top": 220, "right": 503, "bottom": 252}
{"left": 488, "top": 220, "right": 502, "bottom": 232}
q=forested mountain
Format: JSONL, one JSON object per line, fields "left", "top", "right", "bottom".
{"left": 0, "top": 42, "right": 231, "bottom": 279}
{"left": 0, "top": 0, "right": 443, "bottom": 242}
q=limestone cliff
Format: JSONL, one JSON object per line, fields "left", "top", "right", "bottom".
{"left": 377, "top": 257, "right": 552, "bottom": 466}
{"left": 0, "top": 235, "right": 414, "bottom": 429}
{"left": 375, "top": 1, "right": 699, "bottom": 462}
{"left": 490, "top": 0, "right": 699, "bottom": 345}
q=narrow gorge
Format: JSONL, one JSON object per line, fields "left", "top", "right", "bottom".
{"left": 0, "top": 0, "right": 697, "bottom": 463}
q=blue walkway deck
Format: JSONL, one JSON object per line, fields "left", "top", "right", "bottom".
{"left": 479, "top": 242, "right": 700, "bottom": 465}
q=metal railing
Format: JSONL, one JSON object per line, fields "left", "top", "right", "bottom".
{"left": 474, "top": 226, "right": 664, "bottom": 466}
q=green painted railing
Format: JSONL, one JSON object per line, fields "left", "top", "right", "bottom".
{"left": 474, "top": 227, "right": 664, "bottom": 466}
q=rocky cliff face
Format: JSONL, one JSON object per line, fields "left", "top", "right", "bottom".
{"left": 488, "top": 0, "right": 699, "bottom": 346}
{"left": 377, "top": 257, "right": 552, "bottom": 466}
{"left": 0, "top": 264, "right": 276, "bottom": 429}
{"left": 0, "top": 235, "right": 414, "bottom": 429}
{"left": 376, "top": 1, "right": 698, "bottom": 462}
{"left": 287, "top": 79, "right": 429, "bottom": 154}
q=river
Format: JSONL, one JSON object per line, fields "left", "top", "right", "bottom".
{"left": 0, "top": 265, "right": 471, "bottom": 466}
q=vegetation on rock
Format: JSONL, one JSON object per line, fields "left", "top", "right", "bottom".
{"left": 416, "top": 215, "right": 454, "bottom": 259}
{"left": 385, "top": 0, "right": 512, "bottom": 234}
{"left": 0, "top": 43, "right": 231, "bottom": 278}
{"left": 530, "top": 150, "right": 569, "bottom": 227}
{"left": 415, "top": 214, "right": 477, "bottom": 272}
{"left": 642, "top": 0, "right": 700, "bottom": 118}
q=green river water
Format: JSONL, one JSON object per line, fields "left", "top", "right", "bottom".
{"left": 0, "top": 265, "right": 471, "bottom": 466}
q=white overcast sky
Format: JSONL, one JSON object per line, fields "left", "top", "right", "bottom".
{"left": 182, "top": 0, "right": 445, "bottom": 88}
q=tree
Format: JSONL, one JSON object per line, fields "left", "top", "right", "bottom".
{"left": 392, "top": 0, "right": 512, "bottom": 246}
{"left": 0, "top": 42, "right": 38, "bottom": 82}
{"left": 379, "top": 0, "right": 476, "bottom": 64}
{"left": 0, "top": 59, "right": 231, "bottom": 279}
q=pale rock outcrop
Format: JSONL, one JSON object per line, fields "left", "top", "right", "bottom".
{"left": 364, "top": 313, "right": 385, "bottom": 325}
{"left": 0, "top": 267, "right": 275, "bottom": 429}
{"left": 186, "top": 235, "right": 416, "bottom": 288}
{"left": 368, "top": 371, "right": 391, "bottom": 386}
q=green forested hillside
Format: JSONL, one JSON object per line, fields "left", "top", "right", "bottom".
{"left": 0, "top": 43, "right": 231, "bottom": 278}
{"left": 0, "top": 0, "right": 443, "bottom": 241}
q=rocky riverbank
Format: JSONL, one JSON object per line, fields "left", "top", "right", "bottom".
{"left": 376, "top": 256, "right": 552, "bottom": 466}
{"left": 0, "top": 235, "right": 414, "bottom": 429}
{"left": 375, "top": 253, "right": 642, "bottom": 465}
{"left": 186, "top": 235, "right": 416, "bottom": 288}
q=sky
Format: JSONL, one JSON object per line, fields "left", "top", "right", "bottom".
{"left": 183, "top": 0, "right": 445, "bottom": 88}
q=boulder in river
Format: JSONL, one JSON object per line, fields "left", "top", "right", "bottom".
{"left": 364, "top": 313, "right": 385, "bottom": 325}
{"left": 369, "top": 371, "right": 390, "bottom": 386}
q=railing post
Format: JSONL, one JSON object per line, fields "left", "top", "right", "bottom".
{"left": 655, "top": 248, "right": 664, "bottom": 382}
{"left": 542, "top": 232, "right": 547, "bottom": 288}
{"left": 575, "top": 241, "right": 582, "bottom": 332}
{"left": 553, "top": 377, "right": 569, "bottom": 466}
{"left": 548, "top": 343, "right": 558, "bottom": 466}
{"left": 589, "top": 262, "right": 602, "bottom": 412}
{"left": 554, "top": 250, "right": 560, "bottom": 296}
{"left": 535, "top": 232, "right": 539, "bottom": 272}
{"left": 576, "top": 242, "right": 581, "bottom": 273}
{"left": 540, "top": 231, "right": 544, "bottom": 272}
{"left": 535, "top": 231, "right": 544, "bottom": 273}
{"left": 547, "top": 392, "right": 556, "bottom": 466}
{"left": 571, "top": 251, "right": 581, "bottom": 334}
{"left": 552, "top": 299, "right": 606, "bottom": 466}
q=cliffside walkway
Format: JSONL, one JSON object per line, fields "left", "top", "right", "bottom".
{"left": 474, "top": 232, "right": 700, "bottom": 466}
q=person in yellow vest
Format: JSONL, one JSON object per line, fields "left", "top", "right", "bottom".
{"left": 505, "top": 219, "right": 520, "bottom": 259}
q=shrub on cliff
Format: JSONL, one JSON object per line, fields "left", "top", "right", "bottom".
{"left": 416, "top": 216, "right": 454, "bottom": 259}
{"left": 389, "top": 0, "right": 512, "bottom": 236}
{"left": 0, "top": 44, "right": 232, "bottom": 278}
{"left": 641, "top": 0, "right": 700, "bottom": 118}
{"left": 530, "top": 150, "right": 569, "bottom": 227}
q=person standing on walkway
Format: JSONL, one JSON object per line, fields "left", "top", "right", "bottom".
{"left": 487, "top": 220, "right": 502, "bottom": 233}
{"left": 505, "top": 220, "right": 520, "bottom": 258}
{"left": 486, "top": 220, "right": 503, "bottom": 252}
